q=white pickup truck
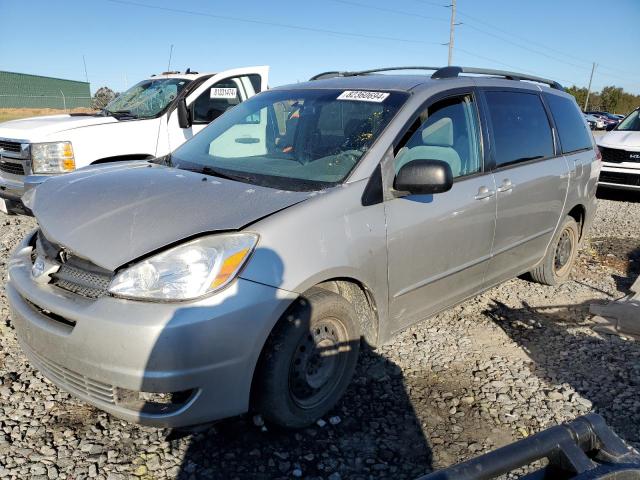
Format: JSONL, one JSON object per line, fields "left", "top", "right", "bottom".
{"left": 0, "top": 66, "right": 269, "bottom": 214}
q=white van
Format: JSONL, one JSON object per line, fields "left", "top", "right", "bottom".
{"left": 0, "top": 66, "right": 269, "bottom": 214}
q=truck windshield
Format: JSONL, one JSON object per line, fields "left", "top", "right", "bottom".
{"left": 616, "top": 110, "right": 640, "bottom": 131}
{"left": 171, "top": 89, "right": 408, "bottom": 191}
{"left": 104, "top": 78, "right": 191, "bottom": 118}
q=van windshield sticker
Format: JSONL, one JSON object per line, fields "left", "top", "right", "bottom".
{"left": 337, "top": 90, "right": 390, "bottom": 103}
{"left": 210, "top": 87, "right": 238, "bottom": 99}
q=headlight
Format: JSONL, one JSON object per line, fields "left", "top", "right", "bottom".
{"left": 108, "top": 233, "right": 258, "bottom": 301}
{"left": 31, "top": 142, "right": 76, "bottom": 174}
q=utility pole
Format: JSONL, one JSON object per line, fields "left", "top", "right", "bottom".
{"left": 448, "top": 0, "right": 457, "bottom": 66}
{"left": 584, "top": 62, "right": 596, "bottom": 111}
{"left": 167, "top": 44, "right": 174, "bottom": 73}
{"left": 82, "top": 55, "right": 89, "bottom": 84}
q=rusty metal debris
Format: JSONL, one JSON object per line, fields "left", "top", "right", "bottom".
{"left": 590, "top": 276, "right": 640, "bottom": 339}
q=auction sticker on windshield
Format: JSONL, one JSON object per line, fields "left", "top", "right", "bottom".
{"left": 210, "top": 88, "right": 238, "bottom": 99}
{"left": 337, "top": 91, "right": 390, "bottom": 102}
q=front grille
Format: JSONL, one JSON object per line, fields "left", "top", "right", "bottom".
{"left": 26, "top": 346, "right": 116, "bottom": 405}
{"left": 52, "top": 264, "right": 111, "bottom": 298}
{"left": 0, "top": 140, "right": 22, "bottom": 153}
{"left": 0, "top": 160, "right": 25, "bottom": 175}
{"left": 34, "top": 231, "right": 113, "bottom": 299}
{"left": 600, "top": 171, "right": 640, "bottom": 187}
{"left": 600, "top": 146, "right": 640, "bottom": 164}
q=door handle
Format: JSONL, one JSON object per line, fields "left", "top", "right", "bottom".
{"left": 474, "top": 186, "right": 495, "bottom": 200}
{"left": 497, "top": 179, "right": 515, "bottom": 193}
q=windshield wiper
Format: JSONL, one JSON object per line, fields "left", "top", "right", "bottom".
{"left": 181, "top": 165, "right": 255, "bottom": 183}
{"left": 102, "top": 108, "right": 138, "bottom": 119}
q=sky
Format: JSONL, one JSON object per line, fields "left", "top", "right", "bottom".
{"left": 1, "top": 0, "right": 639, "bottom": 95}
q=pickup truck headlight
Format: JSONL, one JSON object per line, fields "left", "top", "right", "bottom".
{"left": 31, "top": 142, "right": 76, "bottom": 174}
{"left": 108, "top": 233, "right": 258, "bottom": 301}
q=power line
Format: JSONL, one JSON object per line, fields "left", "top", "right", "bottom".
{"left": 104, "top": 0, "right": 442, "bottom": 47}
{"left": 411, "top": 1, "right": 635, "bottom": 81}
{"left": 454, "top": 9, "right": 636, "bottom": 80}
{"left": 329, "top": 0, "right": 448, "bottom": 22}
{"left": 452, "top": 47, "right": 580, "bottom": 86}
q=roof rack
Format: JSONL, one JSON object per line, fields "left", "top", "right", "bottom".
{"left": 310, "top": 66, "right": 440, "bottom": 81}
{"left": 310, "top": 65, "right": 564, "bottom": 90}
{"left": 431, "top": 66, "right": 564, "bottom": 90}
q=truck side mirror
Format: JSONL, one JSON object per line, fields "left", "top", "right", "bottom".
{"left": 177, "top": 98, "right": 192, "bottom": 129}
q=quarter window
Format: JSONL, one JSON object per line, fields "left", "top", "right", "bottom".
{"left": 395, "top": 94, "right": 482, "bottom": 178}
{"left": 543, "top": 93, "right": 592, "bottom": 153}
{"left": 485, "top": 91, "right": 554, "bottom": 167}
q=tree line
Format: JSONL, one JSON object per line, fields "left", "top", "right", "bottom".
{"left": 566, "top": 85, "right": 640, "bottom": 114}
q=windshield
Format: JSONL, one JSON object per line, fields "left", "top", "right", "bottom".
{"left": 616, "top": 110, "right": 640, "bottom": 131}
{"left": 105, "top": 78, "right": 191, "bottom": 118}
{"left": 171, "top": 89, "right": 408, "bottom": 191}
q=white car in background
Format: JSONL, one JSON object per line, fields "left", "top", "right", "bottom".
{"left": 597, "top": 107, "right": 640, "bottom": 190}
{"left": 0, "top": 66, "right": 269, "bottom": 214}
{"left": 583, "top": 113, "right": 605, "bottom": 130}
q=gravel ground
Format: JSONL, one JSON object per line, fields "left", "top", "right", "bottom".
{"left": 0, "top": 188, "right": 639, "bottom": 480}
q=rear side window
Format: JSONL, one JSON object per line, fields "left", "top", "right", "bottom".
{"left": 193, "top": 78, "right": 242, "bottom": 124}
{"left": 544, "top": 93, "right": 592, "bottom": 153}
{"left": 485, "top": 91, "right": 554, "bottom": 167}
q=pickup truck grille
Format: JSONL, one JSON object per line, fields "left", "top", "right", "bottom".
{"left": 34, "top": 231, "right": 113, "bottom": 299}
{"left": 0, "top": 140, "right": 22, "bottom": 153}
{"left": 0, "top": 160, "right": 25, "bottom": 175}
{"left": 600, "top": 146, "right": 640, "bottom": 164}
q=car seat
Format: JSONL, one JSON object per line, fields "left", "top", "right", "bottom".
{"left": 395, "top": 117, "right": 462, "bottom": 176}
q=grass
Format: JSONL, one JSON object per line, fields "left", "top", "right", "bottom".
{"left": 0, "top": 107, "right": 96, "bottom": 123}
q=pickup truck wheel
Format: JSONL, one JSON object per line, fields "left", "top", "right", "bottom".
{"left": 253, "top": 288, "right": 360, "bottom": 429}
{"left": 530, "top": 216, "right": 579, "bottom": 286}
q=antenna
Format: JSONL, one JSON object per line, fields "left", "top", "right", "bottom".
{"left": 167, "top": 44, "right": 174, "bottom": 74}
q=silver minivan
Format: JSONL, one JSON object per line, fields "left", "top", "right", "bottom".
{"left": 7, "top": 67, "right": 599, "bottom": 428}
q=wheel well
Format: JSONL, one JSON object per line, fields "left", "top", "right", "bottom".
{"left": 91, "top": 154, "right": 154, "bottom": 165}
{"left": 567, "top": 204, "right": 586, "bottom": 240}
{"left": 249, "top": 278, "right": 379, "bottom": 412}
{"left": 314, "top": 278, "right": 379, "bottom": 348}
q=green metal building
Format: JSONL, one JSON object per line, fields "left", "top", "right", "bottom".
{"left": 0, "top": 71, "right": 91, "bottom": 109}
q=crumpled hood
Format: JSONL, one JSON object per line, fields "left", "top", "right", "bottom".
{"left": 0, "top": 114, "right": 117, "bottom": 141}
{"left": 598, "top": 130, "right": 640, "bottom": 151}
{"left": 30, "top": 162, "right": 310, "bottom": 270}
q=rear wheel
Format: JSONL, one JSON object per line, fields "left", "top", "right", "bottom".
{"left": 252, "top": 288, "right": 360, "bottom": 428}
{"left": 530, "top": 216, "right": 579, "bottom": 286}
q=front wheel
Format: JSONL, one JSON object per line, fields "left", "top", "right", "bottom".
{"left": 252, "top": 288, "right": 360, "bottom": 428}
{"left": 529, "top": 216, "right": 580, "bottom": 286}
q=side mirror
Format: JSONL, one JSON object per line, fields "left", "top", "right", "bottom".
{"left": 394, "top": 159, "right": 453, "bottom": 195}
{"left": 605, "top": 123, "right": 616, "bottom": 131}
{"left": 177, "top": 98, "right": 192, "bottom": 129}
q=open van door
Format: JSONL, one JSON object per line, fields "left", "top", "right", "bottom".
{"left": 166, "top": 66, "right": 269, "bottom": 152}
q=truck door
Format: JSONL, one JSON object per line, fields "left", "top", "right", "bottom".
{"left": 165, "top": 66, "right": 269, "bottom": 154}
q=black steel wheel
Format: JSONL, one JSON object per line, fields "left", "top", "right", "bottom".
{"left": 252, "top": 287, "right": 360, "bottom": 428}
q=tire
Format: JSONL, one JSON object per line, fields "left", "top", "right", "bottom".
{"left": 252, "top": 287, "right": 361, "bottom": 428}
{"left": 530, "top": 216, "right": 580, "bottom": 286}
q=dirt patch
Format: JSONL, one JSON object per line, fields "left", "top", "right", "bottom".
{"left": 0, "top": 108, "right": 96, "bottom": 123}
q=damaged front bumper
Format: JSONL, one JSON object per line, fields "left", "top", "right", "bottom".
{"left": 7, "top": 233, "right": 297, "bottom": 427}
